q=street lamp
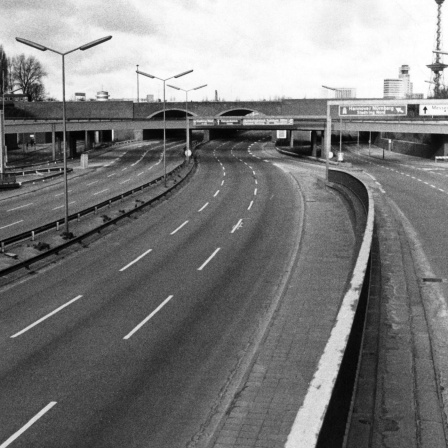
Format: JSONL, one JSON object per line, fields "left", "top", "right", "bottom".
{"left": 167, "top": 83, "right": 207, "bottom": 161}
{"left": 136, "top": 69, "right": 193, "bottom": 186}
{"left": 16, "top": 35, "right": 112, "bottom": 237}
{"left": 322, "top": 85, "right": 344, "bottom": 161}
{"left": 136, "top": 64, "right": 139, "bottom": 103}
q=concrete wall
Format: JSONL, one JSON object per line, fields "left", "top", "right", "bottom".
{"left": 374, "top": 133, "right": 444, "bottom": 158}
{"left": 13, "top": 101, "right": 134, "bottom": 120}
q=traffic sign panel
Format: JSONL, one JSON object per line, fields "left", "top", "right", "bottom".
{"left": 339, "top": 105, "right": 407, "bottom": 116}
{"left": 419, "top": 104, "right": 448, "bottom": 116}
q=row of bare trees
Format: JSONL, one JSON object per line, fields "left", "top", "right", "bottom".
{"left": 0, "top": 44, "right": 48, "bottom": 101}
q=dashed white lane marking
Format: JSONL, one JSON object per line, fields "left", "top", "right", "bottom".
{"left": 248, "top": 200, "right": 254, "bottom": 210}
{"left": 86, "top": 180, "right": 99, "bottom": 186}
{"left": 119, "top": 179, "right": 131, "bottom": 184}
{"left": 254, "top": 188, "right": 258, "bottom": 196}
{"left": 7, "top": 203, "right": 33, "bottom": 212}
{"left": 107, "top": 173, "right": 117, "bottom": 178}
{"left": 231, "top": 219, "right": 243, "bottom": 234}
{"left": 0, "top": 402, "right": 57, "bottom": 448}
{"left": 221, "top": 180, "right": 225, "bottom": 186}
{"left": 214, "top": 190, "right": 220, "bottom": 197}
{"left": 119, "top": 248, "right": 153, "bottom": 272}
{"left": 52, "top": 201, "right": 75, "bottom": 210}
{"left": 123, "top": 295, "right": 174, "bottom": 340}
{"left": 170, "top": 220, "right": 189, "bottom": 235}
{"left": 0, "top": 220, "right": 24, "bottom": 230}
{"left": 137, "top": 171, "right": 145, "bottom": 176}
{"left": 54, "top": 190, "right": 72, "bottom": 197}
{"left": 122, "top": 167, "right": 128, "bottom": 171}
{"left": 198, "top": 203, "right": 209, "bottom": 212}
{"left": 93, "top": 188, "right": 110, "bottom": 196}
{"left": 11, "top": 295, "right": 83, "bottom": 338}
{"left": 198, "top": 248, "right": 221, "bottom": 271}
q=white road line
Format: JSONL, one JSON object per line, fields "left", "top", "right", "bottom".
{"left": 439, "top": 188, "right": 445, "bottom": 192}
{"left": 137, "top": 171, "right": 145, "bottom": 176}
{"left": 107, "top": 173, "right": 117, "bottom": 178}
{"left": 52, "top": 205, "right": 64, "bottom": 211}
{"left": 0, "top": 402, "right": 57, "bottom": 448}
{"left": 122, "top": 167, "right": 128, "bottom": 171}
{"left": 198, "top": 248, "right": 221, "bottom": 271}
{"left": 11, "top": 295, "right": 83, "bottom": 338}
{"left": 170, "top": 220, "right": 189, "bottom": 235}
{"left": 214, "top": 190, "right": 220, "bottom": 197}
{"left": 124, "top": 295, "right": 173, "bottom": 340}
{"left": 93, "top": 188, "right": 109, "bottom": 196}
{"left": 86, "top": 180, "right": 99, "bottom": 186}
{"left": 231, "top": 219, "right": 243, "bottom": 234}
{"left": 248, "top": 200, "right": 254, "bottom": 210}
{"left": 0, "top": 220, "right": 24, "bottom": 230}
{"left": 252, "top": 170, "right": 256, "bottom": 175}
{"left": 254, "top": 188, "right": 258, "bottom": 196}
{"left": 255, "top": 179, "right": 258, "bottom": 185}
{"left": 55, "top": 190, "right": 72, "bottom": 197}
{"left": 120, "top": 179, "right": 131, "bottom": 184}
{"left": 7, "top": 203, "right": 33, "bottom": 212}
{"left": 119, "top": 248, "right": 153, "bottom": 272}
{"left": 198, "top": 202, "right": 209, "bottom": 212}
{"left": 221, "top": 180, "right": 225, "bottom": 186}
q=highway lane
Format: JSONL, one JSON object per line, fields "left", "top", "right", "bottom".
{"left": 346, "top": 148, "right": 448, "bottom": 282}
{"left": 0, "top": 140, "right": 185, "bottom": 240}
{"left": 0, "top": 136, "right": 304, "bottom": 447}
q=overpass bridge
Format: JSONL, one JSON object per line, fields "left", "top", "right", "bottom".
{"left": 3, "top": 98, "right": 448, "bottom": 158}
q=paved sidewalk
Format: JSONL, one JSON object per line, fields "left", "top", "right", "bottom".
{"left": 208, "top": 163, "right": 359, "bottom": 448}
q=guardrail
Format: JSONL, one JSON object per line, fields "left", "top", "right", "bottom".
{"left": 0, "top": 158, "right": 188, "bottom": 253}
{"left": 286, "top": 169, "right": 374, "bottom": 448}
{"left": 0, "top": 157, "right": 196, "bottom": 279}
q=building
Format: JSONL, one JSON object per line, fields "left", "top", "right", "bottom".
{"left": 75, "top": 92, "right": 86, "bottom": 101}
{"left": 321, "top": 86, "right": 356, "bottom": 98}
{"left": 383, "top": 79, "right": 404, "bottom": 99}
{"left": 383, "top": 65, "right": 423, "bottom": 99}
{"left": 399, "top": 65, "right": 413, "bottom": 97}
{"left": 96, "top": 91, "right": 110, "bottom": 101}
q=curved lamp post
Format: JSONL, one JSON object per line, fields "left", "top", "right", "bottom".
{"left": 16, "top": 35, "right": 112, "bottom": 237}
{"left": 167, "top": 83, "right": 207, "bottom": 161}
{"left": 136, "top": 69, "right": 193, "bottom": 186}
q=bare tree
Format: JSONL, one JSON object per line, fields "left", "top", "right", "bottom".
{"left": 11, "top": 53, "right": 47, "bottom": 100}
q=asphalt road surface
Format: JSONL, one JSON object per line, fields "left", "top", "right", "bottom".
{"left": 0, "top": 140, "right": 185, "bottom": 239}
{"left": 0, "top": 136, "right": 304, "bottom": 447}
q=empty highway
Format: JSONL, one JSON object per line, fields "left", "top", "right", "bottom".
{"left": 0, "top": 137, "right": 308, "bottom": 447}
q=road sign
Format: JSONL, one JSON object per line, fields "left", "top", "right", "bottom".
{"left": 339, "top": 105, "right": 407, "bottom": 117}
{"left": 243, "top": 118, "right": 293, "bottom": 126}
{"left": 419, "top": 104, "right": 448, "bottom": 116}
{"left": 218, "top": 118, "right": 241, "bottom": 125}
{"left": 193, "top": 119, "right": 214, "bottom": 126}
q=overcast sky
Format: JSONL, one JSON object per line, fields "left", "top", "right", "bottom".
{"left": 0, "top": 0, "right": 443, "bottom": 101}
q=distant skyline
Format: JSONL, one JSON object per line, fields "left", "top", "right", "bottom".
{"left": 0, "top": 0, "right": 445, "bottom": 101}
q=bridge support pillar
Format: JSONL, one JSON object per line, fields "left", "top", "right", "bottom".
{"left": 203, "top": 130, "right": 210, "bottom": 143}
{"left": 51, "top": 124, "right": 56, "bottom": 161}
{"left": 311, "top": 130, "right": 318, "bottom": 157}
{"left": 68, "top": 132, "right": 77, "bottom": 158}
{"left": 134, "top": 129, "right": 144, "bottom": 141}
{"left": 443, "top": 135, "right": 448, "bottom": 156}
{"left": 289, "top": 131, "right": 294, "bottom": 148}
{"left": 84, "top": 130, "right": 93, "bottom": 151}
